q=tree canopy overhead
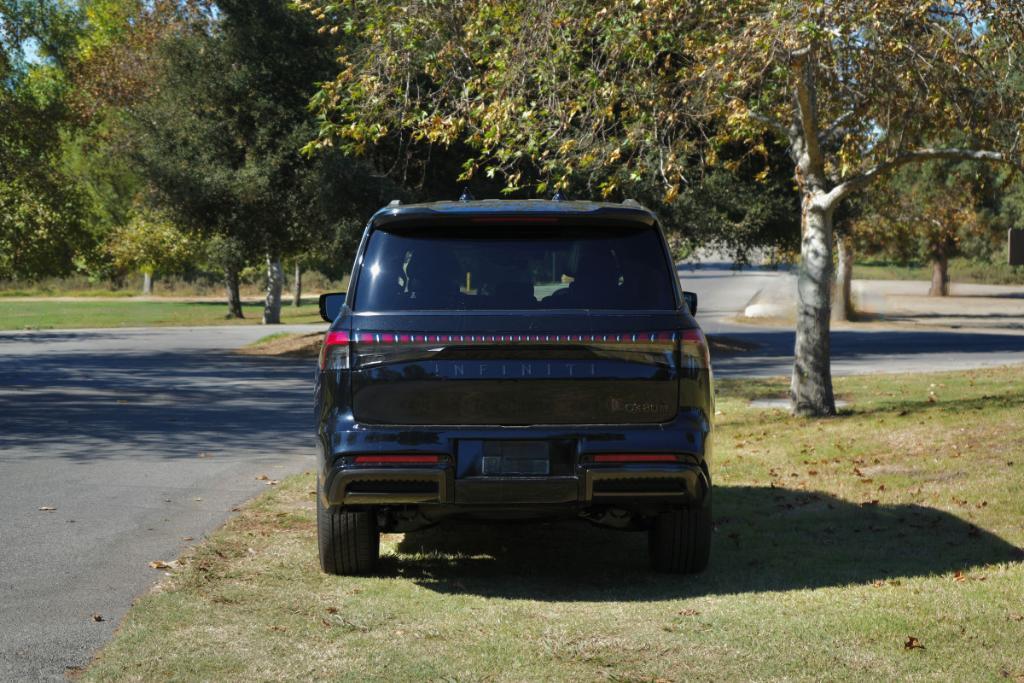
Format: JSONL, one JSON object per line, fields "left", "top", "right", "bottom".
{"left": 304, "top": 0, "right": 1024, "bottom": 415}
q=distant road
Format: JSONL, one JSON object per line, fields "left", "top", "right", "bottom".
{"left": 679, "top": 262, "right": 1024, "bottom": 377}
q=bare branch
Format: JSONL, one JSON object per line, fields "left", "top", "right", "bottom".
{"left": 822, "top": 148, "right": 1023, "bottom": 208}
{"left": 789, "top": 47, "right": 823, "bottom": 173}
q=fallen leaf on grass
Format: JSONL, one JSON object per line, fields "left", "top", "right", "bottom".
{"left": 38, "top": 506, "right": 57, "bottom": 512}
{"left": 953, "top": 570, "right": 966, "bottom": 583}
{"left": 148, "top": 560, "right": 179, "bottom": 570}
{"left": 904, "top": 636, "right": 925, "bottom": 650}
{"left": 1009, "top": 613, "right": 1024, "bottom": 622}
{"left": 326, "top": 607, "right": 339, "bottom": 614}
{"left": 91, "top": 613, "right": 104, "bottom": 622}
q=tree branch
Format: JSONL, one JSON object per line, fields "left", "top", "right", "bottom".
{"left": 789, "top": 47, "right": 824, "bottom": 174}
{"left": 822, "top": 148, "right": 1023, "bottom": 208}
{"left": 746, "top": 109, "right": 789, "bottom": 140}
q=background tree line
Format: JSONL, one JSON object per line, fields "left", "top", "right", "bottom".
{"left": 2, "top": 0, "right": 1023, "bottom": 414}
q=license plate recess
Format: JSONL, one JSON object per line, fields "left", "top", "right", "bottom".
{"left": 457, "top": 440, "right": 558, "bottom": 477}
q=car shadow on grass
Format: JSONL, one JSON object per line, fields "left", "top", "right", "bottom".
{"left": 384, "top": 485, "right": 1022, "bottom": 601}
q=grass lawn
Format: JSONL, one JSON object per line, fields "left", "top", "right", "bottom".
{"left": 854, "top": 258, "right": 1024, "bottom": 286}
{"left": 84, "top": 367, "right": 1024, "bottom": 682}
{"left": 0, "top": 300, "right": 324, "bottom": 330}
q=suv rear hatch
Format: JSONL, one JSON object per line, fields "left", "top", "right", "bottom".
{"left": 345, "top": 222, "right": 690, "bottom": 426}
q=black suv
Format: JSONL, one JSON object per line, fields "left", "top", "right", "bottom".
{"left": 314, "top": 199, "right": 713, "bottom": 574}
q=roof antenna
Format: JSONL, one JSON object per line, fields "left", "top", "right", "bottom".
{"left": 552, "top": 189, "right": 568, "bottom": 201}
{"left": 459, "top": 187, "right": 475, "bottom": 202}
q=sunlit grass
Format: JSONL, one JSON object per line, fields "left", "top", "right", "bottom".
{"left": 0, "top": 300, "right": 324, "bottom": 330}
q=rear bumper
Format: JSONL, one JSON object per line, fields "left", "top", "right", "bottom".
{"left": 323, "top": 461, "right": 708, "bottom": 509}
{"left": 318, "top": 412, "right": 712, "bottom": 511}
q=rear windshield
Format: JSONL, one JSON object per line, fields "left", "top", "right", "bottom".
{"left": 352, "top": 225, "right": 677, "bottom": 311}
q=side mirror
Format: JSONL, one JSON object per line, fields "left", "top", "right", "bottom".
{"left": 318, "top": 292, "right": 347, "bottom": 322}
{"left": 683, "top": 291, "right": 698, "bottom": 315}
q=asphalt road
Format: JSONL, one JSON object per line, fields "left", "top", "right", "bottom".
{"left": 0, "top": 325, "right": 321, "bottom": 681}
{"left": 2, "top": 272, "right": 1023, "bottom": 680}
{"left": 680, "top": 262, "right": 1024, "bottom": 377}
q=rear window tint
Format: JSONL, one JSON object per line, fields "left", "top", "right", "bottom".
{"left": 352, "top": 225, "right": 677, "bottom": 311}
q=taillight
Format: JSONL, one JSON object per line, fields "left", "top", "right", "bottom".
{"left": 592, "top": 454, "right": 680, "bottom": 463}
{"left": 352, "top": 455, "right": 441, "bottom": 465}
{"left": 680, "top": 328, "right": 710, "bottom": 372}
{"left": 319, "top": 331, "right": 351, "bottom": 370}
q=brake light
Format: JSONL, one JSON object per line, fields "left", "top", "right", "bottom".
{"left": 319, "top": 331, "right": 351, "bottom": 370}
{"left": 680, "top": 328, "right": 710, "bottom": 370}
{"left": 592, "top": 454, "right": 680, "bottom": 463}
{"left": 352, "top": 455, "right": 441, "bottom": 465}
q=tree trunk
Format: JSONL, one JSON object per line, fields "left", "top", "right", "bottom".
{"left": 832, "top": 235, "right": 854, "bottom": 322}
{"left": 142, "top": 270, "right": 153, "bottom": 296}
{"left": 790, "top": 202, "right": 837, "bottom": 416}
{"left": 263, "top": 255, "right": 284, "bottom": 324}
{"left": 225, "top": 267, "right": 244, "bottom": 319}
{"left": 292, "top": 260, "right": 302, "bottom": 307}
{"left": 929, "top": 254, "right": 949, "bottom": 297}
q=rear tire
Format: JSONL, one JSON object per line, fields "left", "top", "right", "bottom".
{"left": 648, "top": 501, "right": 712, "bottom": 574}
{"left": 317, "top": 478, "right": 379, "bottom": 575}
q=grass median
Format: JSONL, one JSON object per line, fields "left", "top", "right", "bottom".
{"left": 84, "top": 366, "right": 1024, "bottom": 682}
{"left": 0, "top": 300, "right": 323, "bottom": 330}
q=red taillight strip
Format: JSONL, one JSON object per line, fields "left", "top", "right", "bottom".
{"left": 350, "top": 331, "right": 680, "bottom": 345}
{"left": 592, "top": 454, "right": 680, "bottom": 463}
{"left": 324, "top": 331, "right": 351, "bottom": 345}
{"left": 680, "top": 327, "right": 710, "bottom": 367}
{"left": 319, "top": 330, "right": 351, "bottom": 369}
{"left": 352, "top": 455, "right": 441, "bottom": 465}
{"left": 680, "top": 328, "right": 704, "bottom": 343}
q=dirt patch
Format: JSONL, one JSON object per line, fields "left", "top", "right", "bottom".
{"left": 236, "top": 332, "right": 322, "bottom": 358}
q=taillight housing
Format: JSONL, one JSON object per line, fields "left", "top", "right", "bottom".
{"left": 592, "top": 454, "right": 680, "bottom": 463}
{"left": 319, "top": 331, "right": 351, "bottom": 370}
{"left": 352, "top": 454, "right": 441, "bottom": 465}
{"left": 680, "top": 328, "right": 710, "bottom": 373}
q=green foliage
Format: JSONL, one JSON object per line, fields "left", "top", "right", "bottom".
{"left": 105, "top": 206, "right": 198, "bottom": 276}
{"left": 1, "top": 0, "right": 90, "bottom": 280}
{"left": 301, "top": 0, "right": 801, "bottom": 258}
{"left": 855, "top": 160, "right": 993, "bottom": 264}
{"left": 124, "top": 0, "right": 374, "bottom": 270}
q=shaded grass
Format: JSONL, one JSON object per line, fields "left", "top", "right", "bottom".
{"left": 84, "top": 366, "right": 1024, "bottom": 682}
{"left": 0, "top": 300, "right": 324, "bottom": 330}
